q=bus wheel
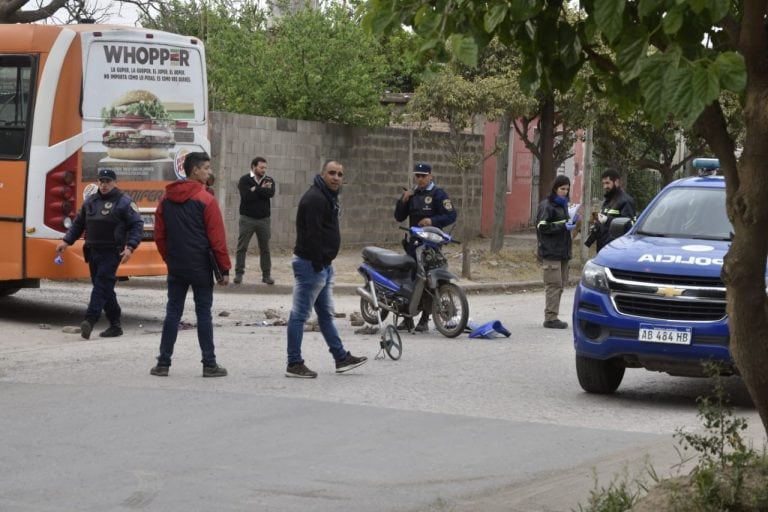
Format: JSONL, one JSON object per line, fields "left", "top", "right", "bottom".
{"left": 0, "top": 287, "right": 20, "bottom": 297}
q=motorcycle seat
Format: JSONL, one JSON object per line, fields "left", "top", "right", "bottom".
{"left": 362, "top": 246, "right": 416, "bottom": 272}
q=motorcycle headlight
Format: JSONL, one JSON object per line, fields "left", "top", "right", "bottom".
{"left": 581, "top": 260, "right": 610, "bottom": 293}
{"left": 417, "top": 231, "right": 444, "bottom": 243}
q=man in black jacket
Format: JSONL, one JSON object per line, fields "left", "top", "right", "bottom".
{"left": 590, "top": 169, "right": 637, "bottom": 252}
{"left": 234, "top": 157, "right": 275, "bottom": 284}
{"left": 285, "top": 160, "right": 367, "bottom": 378}
{"left": 56, "top": 169, "right": 143, "bottom": 339}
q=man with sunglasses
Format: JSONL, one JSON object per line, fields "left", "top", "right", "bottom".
{"left": 56, "top": 169, "right": 143, "bottom": 339}
{"left": 285, "top": 160, "right": 368, "bottom": 378}
{"left": 394, "top": 162, "right": 457, "bottom": 332}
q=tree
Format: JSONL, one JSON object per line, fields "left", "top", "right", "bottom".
{"left": 364, "top": 0, "right": 768, "bottom": 436}
{"left": 145, "top": 1, "right": 390, "bottom": 126}
{"left": 407, "top": 68, "right": 495, "bottom": 278}
{"left": 0, "top": 0, "right": 161, "bottom": 24}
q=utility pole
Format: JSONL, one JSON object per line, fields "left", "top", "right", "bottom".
{"left": 580, "top": 126, "right": 593, "bottom": 262}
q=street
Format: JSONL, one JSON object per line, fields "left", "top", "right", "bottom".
{"left": 0, "top": 282, "right": 762, "bottom": 511}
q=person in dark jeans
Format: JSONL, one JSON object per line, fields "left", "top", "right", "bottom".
{"left": 56, "top": 169, "right": 143, "bottom": 339}
{"left": 286, "top": 160, "right": 367, "bottom": 378}
{"left": 234, "top": 157, "right": 275, "bottom": 285}
{"left": 150, "top": 152, "right": 231, "bottom": 377}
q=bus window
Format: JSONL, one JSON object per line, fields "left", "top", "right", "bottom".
{"left": 0, "top": 55, "right": 35, "bottom": 160}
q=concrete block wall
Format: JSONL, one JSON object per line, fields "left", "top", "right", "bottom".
{"left": 209, "top": 112, "right": 484, "bottom": 252}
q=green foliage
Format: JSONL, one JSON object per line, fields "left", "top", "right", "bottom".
{"left": 672, "top": 363, "right": 759, "bottom": 511}
{"left": 576, "top": 469, "right": 642, "bottom": 512}
{"left": 144, "top": 1, "right": 392, "bottom": 126}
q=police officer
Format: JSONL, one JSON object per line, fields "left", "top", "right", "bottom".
{"left": 56, "top": 169, "right": 143, "bottom": 340}
{"left": 394, "top": 162, "right": 457, "bottom": 332}
{"left": 590, "top": 169, "right": 637, "bottom": 252}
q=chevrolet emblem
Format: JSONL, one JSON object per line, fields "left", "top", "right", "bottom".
{"left": 657, "top": 287, "right": 684, "bottom": 297}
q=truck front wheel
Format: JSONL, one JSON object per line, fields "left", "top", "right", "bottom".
{"left": 576, "top": 355, "right": 625, "bottom": 394}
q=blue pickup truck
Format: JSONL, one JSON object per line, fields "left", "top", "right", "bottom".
{"left": 572, "top": 165, "right": 738, "bottom": 394}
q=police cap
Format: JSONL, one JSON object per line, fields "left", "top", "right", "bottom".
{"left": 98, "top": 169, "right": 117, "bottom": 181}
{"left": 413, "top": 163, "right": 432, "bottom": 175}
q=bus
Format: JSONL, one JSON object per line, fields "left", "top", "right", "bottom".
{"left": 0, "top": 23, "right": 209, "bottom": 296}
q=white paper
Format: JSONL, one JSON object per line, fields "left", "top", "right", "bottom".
{"left": 568, "top": 203, "right": 581, "bottom": 223}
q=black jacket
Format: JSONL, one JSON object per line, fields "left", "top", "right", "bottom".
{"left": 595, "top": 188, "right": 636, "bottom": 251}
{"left": 238, "top": 173, "right": 275, "bottom": 219}
{"left": 536, "top": 195, "right": 572, "bottom": 261}
{"left": 294, "top": 176, "right": 340, "bottom": 271}
{"left": 64, "top": 188, "right": 143, "bottom": 251}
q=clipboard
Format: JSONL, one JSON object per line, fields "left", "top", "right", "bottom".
{"left": 208, "top": 249, "right": 223, "bottom": 282}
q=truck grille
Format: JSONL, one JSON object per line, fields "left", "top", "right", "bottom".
{"left": 610, "top": 269, "right": 724, "bottom": 288}
{"left": 613, "top": 294, "right": 726, "bottom": 321}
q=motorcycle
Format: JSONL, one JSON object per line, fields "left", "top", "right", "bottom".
{"left": 356, "top": 226, "right": 469, "bottom": 355}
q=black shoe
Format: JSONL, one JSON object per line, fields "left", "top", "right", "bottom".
{"left": 202, "top": 364, "right": 228, "bottom": 377}
{"left": 397, "top": 318, "right": 414, "bottom": 331}
{"left": 150, "top": 365, "right": 169, "bottom": 377}
{"left": 543, "top": 319, "right": 568, "bottom": 329}
{"left": 233, "top": 274, "right": 243, "bottom": 284}
{"left": 414, "top": 321, "right": 430, "bottom": 332}
{"left": 286, "top": 362, "right": 318, "bottom": 378}
{"left": 335, "top": 353, "right": 368, "bottom": 373}
{"left": 80, "top": 320, "right": 93, "bottom": 340}
{"left": 262, "top": 276, "right": 275, "bottom": 285}
{"left": 99, "top": 325, "right": 123, "bottom": 338}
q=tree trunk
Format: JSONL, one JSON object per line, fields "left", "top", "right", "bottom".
{"left": 722, "top": 160, "right": 768, "bottom": 435}
{"left": 537, "top": 94, "right": 556, "bottom": 203}
{"left": 490, "top": 113, "right": 512, "bottom": 253}
{"left": 461, "top": 167, "right": 472, "bottom": 279}
{"left": 696, "top": 97, "right": 768, "bottom": 435}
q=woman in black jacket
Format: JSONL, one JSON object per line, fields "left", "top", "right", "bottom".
{"left": 536, "top": 175, "right": 578, "bottom": 329}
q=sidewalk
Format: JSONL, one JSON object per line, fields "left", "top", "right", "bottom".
{"left": 122, "top": 232, "right": 580, "bottom": 295}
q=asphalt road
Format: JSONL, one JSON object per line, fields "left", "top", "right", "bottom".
{"left": 0, "top": 282, "right": 763, "bottom": 511}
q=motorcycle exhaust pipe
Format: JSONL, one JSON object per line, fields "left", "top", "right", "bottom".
{"left": 356, "top": 286, "right": 374, "bottom": 303}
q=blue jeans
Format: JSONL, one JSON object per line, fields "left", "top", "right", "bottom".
{"left": 85, "top": 248, "right": 121, "bottom": 324}
{"left": 286, "top": 256, "right": 347, "bottom": 365}
{"left": 157, "top": 275, "right": 216, "bottom": 367}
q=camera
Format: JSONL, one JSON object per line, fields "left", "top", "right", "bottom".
{"left": 584, "top": 224, "right": 599, "bottom": 248}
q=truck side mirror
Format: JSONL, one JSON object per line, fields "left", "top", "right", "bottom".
{"left": 608, "top": 217, "right": 632, "bottom": 240}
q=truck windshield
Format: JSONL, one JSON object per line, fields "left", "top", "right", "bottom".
{"left": 636, "top": 187, "right": 732, "bottom": 241}
{"left": 0, "top": 55, "right": 34, "bottom": 159}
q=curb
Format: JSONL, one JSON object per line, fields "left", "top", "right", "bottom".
{"left": 118, "top": 277, "right": 560, "bottom": 296}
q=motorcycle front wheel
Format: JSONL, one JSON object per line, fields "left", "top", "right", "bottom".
{"left": 360, "top": 296, "right": 389, "bottom": 324}
{"left": 432, "top": 283, "right": 469, "bottom": 338}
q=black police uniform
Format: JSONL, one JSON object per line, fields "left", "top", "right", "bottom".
{"left": 394, "top": 182, "right": 457, "bottom": 257}
{"left": 63, "top": 185, "right": 143, "bottom": 331}
{"left": 393, "top": 166, "right": 457, "bottom": 330}
{"left": 593, "top": 188, "right": 636, "bottom": 252}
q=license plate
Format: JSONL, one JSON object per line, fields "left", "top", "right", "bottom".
{"left": 141, "top": 213, "right": 154, "bottom": 229}
{"left": 638, "top": 324, "right": 692, "bottom": 345}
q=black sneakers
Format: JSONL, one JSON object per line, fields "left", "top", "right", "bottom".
{"left": 335, "top": 353, "right": 368, "bottom": 373}
{"left": 286, "top": 362, "right": 318, "bottom": 378}
{"left": 233, "top": 274, "right": 243, "bottom": 284}
{"left": 203, "top": 364, "right": 228, "bottom": 377}
{"left": 397, "top": 318, "right": 414, "bottom": 331}
{"left": 414, "top": 320, "right": 430, "bottom": 332}
{"left": 262, "top": 276, "right": 275, "bottom": 285}
{"left": 99, "top": 325, "right": 123, "bottom": 338}
{"left": 543, "top": 319, "right": 568, "bottom": 329}
{"left": 150, "top": 365, "right": 169, "bottom": 377}
{"left": 80, "top": 320, "right": 93, "bottom": 340}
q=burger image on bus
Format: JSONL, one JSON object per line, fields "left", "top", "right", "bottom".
{"left": 101, "top": 89, "right": 175, "bottom": 160}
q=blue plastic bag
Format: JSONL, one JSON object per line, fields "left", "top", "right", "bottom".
{"left": 467, "top": 320, "right": 512, "bottom": 339}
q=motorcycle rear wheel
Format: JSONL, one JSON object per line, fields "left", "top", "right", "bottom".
{"left": 432, "top": 283, "right": 469, "bottom": 338}
{"left": 360, "top": 297, "right": 389, "bottom": 324}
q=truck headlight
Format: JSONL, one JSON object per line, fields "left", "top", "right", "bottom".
{"left": 581, "top": 260, "right": 610, "bottom": 293}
